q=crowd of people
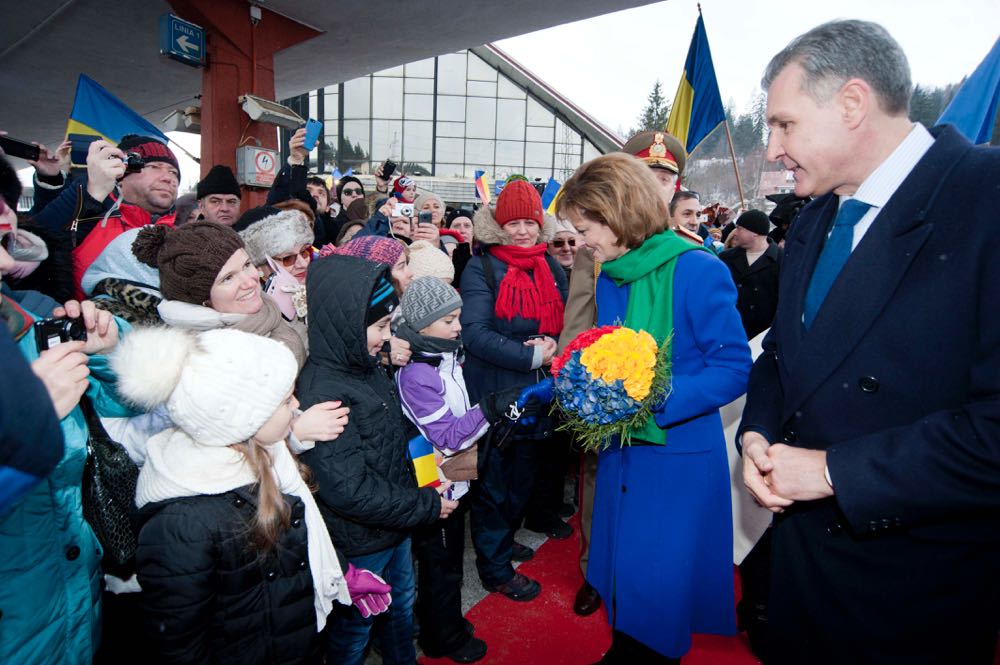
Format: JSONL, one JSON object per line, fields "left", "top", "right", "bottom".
{"left": 1, "top": 17, "right": 997, "bottom": 665}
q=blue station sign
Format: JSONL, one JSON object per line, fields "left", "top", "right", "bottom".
{"left": 159, "top": 14, "right": 205, "bottom": 67}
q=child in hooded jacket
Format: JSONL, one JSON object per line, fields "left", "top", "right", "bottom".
{"left": 112, "top": 327, "right": 389, "bottom": 665}
{"left": 297, "top": 254, "right": 457, "bottom": 665}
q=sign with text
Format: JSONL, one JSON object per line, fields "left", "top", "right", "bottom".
{"left": 158, "top": 14, "right": 205, "bottom": 67}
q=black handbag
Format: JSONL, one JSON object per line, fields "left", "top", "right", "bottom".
{"left": 79, "top": 397, "right": 139, "bottom": 578}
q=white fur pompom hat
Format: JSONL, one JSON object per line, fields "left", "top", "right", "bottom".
{"left": 112, "top": 327, "right": 298, "bottom": 446}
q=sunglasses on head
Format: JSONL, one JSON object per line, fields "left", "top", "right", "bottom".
{"left": 341, "top": 187, "right": 363, "bottom": 196}
{"left": 551, "top": 238, "right": 576, "bottom": 248}
{"left": 276, "top": 246, "right": 312, "bottom": 267}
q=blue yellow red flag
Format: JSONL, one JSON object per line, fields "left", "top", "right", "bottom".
{"left": 65, "top": 74, "right": 169, "bottom": 143}
{"left": 408, "top": 435, "right": 442, "bottom": 488}
{"left": 666, "top": 12, "right": 726, "bottom": 154}
{"left": 936, "top": 37, "right": 1000, "bottom": 144}
{"left": 474, "top": 170, "right": 492, "bottom": 204}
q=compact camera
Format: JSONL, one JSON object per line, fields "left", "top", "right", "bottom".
{"left": 394, "top": 202, "right": 414, "bottom": 218}
{"left": 34, "top": 317, "right": 87, "bottom": 352}
{"left": 122, "top": 151, "right": 145, "bottom": 175}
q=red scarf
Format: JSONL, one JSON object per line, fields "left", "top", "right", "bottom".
{"left": 488, "top": 244, "right": 564, "bottom": 336}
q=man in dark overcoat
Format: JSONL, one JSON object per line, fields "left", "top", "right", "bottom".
{"left": 719, "top": 209, "right": 781, "bottom": 339}
{"left": 739, "top": 19, "right": 1000, "bottom": 665}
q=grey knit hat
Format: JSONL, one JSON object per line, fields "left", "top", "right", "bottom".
{"left": 400, "top": 276, "right": 463, "bottom": 331}
{"left": 238, "top": 209, "right": 314, "bottom": 267}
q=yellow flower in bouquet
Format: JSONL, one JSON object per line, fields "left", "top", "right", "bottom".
{"left": 579, "top": 327, "right": 658, "bottom": 400}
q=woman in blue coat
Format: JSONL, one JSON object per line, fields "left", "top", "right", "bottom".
{"left": 556, "top": 153, "right": 751, "bottom": 664}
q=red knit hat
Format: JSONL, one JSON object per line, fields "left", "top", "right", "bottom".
{"left": 495, "top": 180, "right": 543, "bottom": 227}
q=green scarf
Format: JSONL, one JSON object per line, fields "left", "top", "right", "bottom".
{"left": 600, "top": 230, "right": 705, "bottom": 444}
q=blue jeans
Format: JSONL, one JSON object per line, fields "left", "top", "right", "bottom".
{"left": 325, "top": 537, "right": 416, "bottom": 665}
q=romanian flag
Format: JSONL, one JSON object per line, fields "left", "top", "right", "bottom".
{"left": 408, "top": 435, "right": 441, "bottom": 488}
{"left": 474, "top": 170, "right": 492, "bottom": 204}
{"left": 666, "top": 12, "right": 726, "bottom": 154}
{"left": 65, "top": 74, "right": 169, "bottom": 143}
{"left": 936, "top": 37, "right": 1000, "bottom": 144}
{"left": 540, "top": 177, "right": 562, "bottom": 215}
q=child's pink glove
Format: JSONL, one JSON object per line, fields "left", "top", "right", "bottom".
{"left": 344, "top": 564, "right": 392, "bottom": 618}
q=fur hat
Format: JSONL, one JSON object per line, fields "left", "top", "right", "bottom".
{"left": 495, "top": 180, "right": 544, "bottom": 227}
{"left": 132, "top": 222, "right": 244, "bottom": 305}
{"left": 113, "top": 327, "right": 297, "bottom": 446}
{"left": 400, "top": 276, "right": 462, "bottom": 332}
{"left": 735, "top": 209, "right": 771, "bottom": 236}
{"left": 238, "top": 210, "right": 314, "bottom": 267}
{"left": 117, "top": 135, "right": 180, "bottom": 175}
{"left": 196, "top": 165, "right": 241, "bottom": 200}
{"left": 407, "top": 240, "right": 454, "bottom": 282}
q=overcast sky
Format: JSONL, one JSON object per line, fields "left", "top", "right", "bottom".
{"left": 496, "top": 0, "right": 1000, "bottom": 136}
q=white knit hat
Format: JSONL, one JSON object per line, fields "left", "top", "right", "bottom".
{"left": 112, "top": 327, "right": 298, "bottom": 446}
{"left": 407, "top": 240, "right": 455, "bottom": 282}
{"left": 239, "top": 209, "right": 314, "bottom": 267}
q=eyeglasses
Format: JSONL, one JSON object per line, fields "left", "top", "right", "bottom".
{"left": 341, "top": 187, "right": 363, "bottom": 196}
{"left": 551, "top": 238, "right": 576, "bottom": 248}
{"left": 275, "top": 246, "right": 312, "bottom": 267}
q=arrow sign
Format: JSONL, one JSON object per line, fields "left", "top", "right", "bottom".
{"left": 176, "top": 34, "right": 198, "bottom": 54}
{"left": 159, "top": 14, "right": 205, "bottom": 68}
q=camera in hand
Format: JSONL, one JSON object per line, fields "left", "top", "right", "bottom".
{"left": 122, "top": 152, "right": 144, "bottom": 175}
{"left": 34, "top": 317, "right": 87, "bottom": 352}
{"left": 418, "top": 211, "right": 433, "bottom": 225}
{"left": 381, "top": 159, "right": 397, "bottom": 180}
{"left": 394, "top": 202, "right": 414, "bottom": 218}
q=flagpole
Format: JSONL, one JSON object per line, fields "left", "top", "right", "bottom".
{"left": 167, "top": 138, "right": 201, "bottom": 165}
{"left": 722, "top": 119, "right": 746, "bottom": 210}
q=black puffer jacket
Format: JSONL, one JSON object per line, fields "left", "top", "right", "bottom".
{"left": 297, "top": 254, "right": 440, "bottom": 557}
{"left": 134, "top": 485, "right": 321, "bottom": 665}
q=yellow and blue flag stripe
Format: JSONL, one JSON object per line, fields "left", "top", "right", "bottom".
{"left": 65, "top": 74, "right": 169, "bottom": 143}
{"left": 666, "top": 13, "right": 726, "bottom": 154}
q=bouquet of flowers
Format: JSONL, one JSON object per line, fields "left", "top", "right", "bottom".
{"left": 550, "top": 325, "right": 671, "bottom": 452}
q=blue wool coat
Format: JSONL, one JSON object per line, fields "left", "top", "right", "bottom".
{"left": 587, "top": 249, "right": 751, "bottom": 658}
{"left": 0, "top": 294, "right": 132, "bottom": 665}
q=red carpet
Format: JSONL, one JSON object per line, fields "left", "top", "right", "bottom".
{"left": 421, "top": 515, "right": 760, "bottom": 665}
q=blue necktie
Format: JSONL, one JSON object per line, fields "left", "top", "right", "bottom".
{"left": 802, "top": 199, "right": 871, "bottom": 329}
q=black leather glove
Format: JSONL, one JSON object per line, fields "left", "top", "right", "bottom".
{"left": 479, "top": 386, "right": 524, "bottom": 426}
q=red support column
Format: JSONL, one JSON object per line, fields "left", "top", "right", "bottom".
{"left": 168, "top": 0, "right": 320, "bottom": 209}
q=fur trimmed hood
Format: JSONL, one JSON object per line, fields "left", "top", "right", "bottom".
{"left": 472, "top": 206, "right": 557, "bottom": 247}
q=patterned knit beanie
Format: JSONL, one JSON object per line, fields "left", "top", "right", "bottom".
{"left": 332, "top": 235, "right": 405, "bottom": 268}
{"left": 400, "top": 276, "right": 462, "bottom": 331}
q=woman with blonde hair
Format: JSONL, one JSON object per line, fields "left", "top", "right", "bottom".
{"left": 556, "top": 153, "right": 751, "bottom": 664}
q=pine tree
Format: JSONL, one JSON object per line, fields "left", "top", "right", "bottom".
{"left": 630, "top": 80, "right": 672, "bottom": 135}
